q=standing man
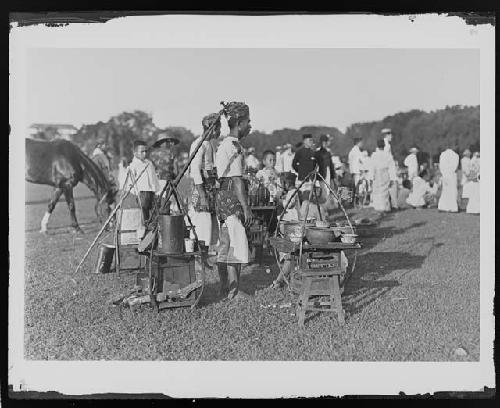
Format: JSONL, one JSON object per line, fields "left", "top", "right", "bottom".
{"left": 215, "top": 101, "right": 253, "bottom": 301}
{"left": 275, "top": 145, "right": 284, "bottom": 173}
{"left": 381, "top": 128, "right": 399, "bottom": 210}
{"left": 315, "top": 134, "right": 336, "bottom": 195}
{"left": 281, "top": 143, "right": 295, "bottom": 173}
{"left": 348, "top": 137, "right": 364, "bottom": 187}
{"left": 126, "top": 140, "right": 161, "bottom": 227}
{"left": 404, "top": 147, "right": 419, "bottom": 181}
{"left": 460, "top": 148, "right": 472, "bottom": 186}
{"left": 91, "top": 138, "right": 118, "bottom": 212}
{"left": 188, "top": 112, "right": 221, "bottom": 252}
{"left": 438, "top": 145, "right": 460, "bottom": 212}
{"left": 292, "top": 134, "right": 317, "bottom": 183}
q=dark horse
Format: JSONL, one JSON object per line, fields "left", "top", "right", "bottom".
{"left": 25, "top": 138, "right": 116, "bottom": 233}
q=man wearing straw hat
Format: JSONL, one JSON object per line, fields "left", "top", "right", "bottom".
{"left": 215, "top": 101, "right": 253, "bottom": 301}
{"left": 188, "top": 112, "right": 221, "bottom": 254}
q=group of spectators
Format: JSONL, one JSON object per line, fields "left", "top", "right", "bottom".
{"left": 346, "top": 129, "right": 480, "bottom": 214}
{"left": 238, "top": 128, "right": 480, "bottom": 218}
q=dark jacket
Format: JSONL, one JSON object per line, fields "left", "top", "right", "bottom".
{"left": 292, "top": 147, "right": 317, "bottom": 181}
{"left": 314, "top": 147, "right": 336, "bottom": 182}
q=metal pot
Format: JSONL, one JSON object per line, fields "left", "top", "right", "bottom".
{"left": 305, "top": 227, "right": 337, "bottom": 245}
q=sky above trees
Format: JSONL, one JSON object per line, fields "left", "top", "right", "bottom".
{"left": 25, "top": 48, "right": 479, "bottom": 135}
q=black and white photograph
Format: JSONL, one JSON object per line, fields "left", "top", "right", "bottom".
{"left": 9, "top": 13, "right": 495, "bottom": 398}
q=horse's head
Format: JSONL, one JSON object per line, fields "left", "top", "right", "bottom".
{"left": 95, "top": 188, "right": 118, "bottom": 223}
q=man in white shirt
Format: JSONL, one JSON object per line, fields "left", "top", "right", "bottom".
{"left": 188, "top": 112, "right": 221, "bottom": 250}
{"left": 438, "top": 146, "right": 460, "bottom": 212}
{"left": 275, "top": 145, "right": 284, "bottom": 173}
{"left": 215, "top": 101, "right": 253, "bottom": 301}
{"left": 381, "top": 128, "right": 399, "bottom": 210}
{"left": 126, "top": 140, "right": 161, "bottom": 225}
{"left": 404, "top": 147, "right": 419, "bottom": 181}
{"left": 281, "top": 143, "right": 296, "bottom": 174}
{"left": 348, "top": 137, "right": 364, "bottom": 186}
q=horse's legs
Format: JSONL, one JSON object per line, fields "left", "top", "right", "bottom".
{"left": 63, "top": 187, "right": 83, "bottom": 234}
{"left": 41, "top": 188, "right": 64, "bottom": 233}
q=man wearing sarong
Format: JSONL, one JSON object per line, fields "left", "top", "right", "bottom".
{"left": 188, "top": 113, "right": 221, "bottom": 252}
{"left": 438, "top": 146, "right": 459, "bottom": 212}
{"left": 370, "top": 139, "right": 392, "bottom": 213}
{"left": 215, "top": 102, "right": 253, "bottom": 301}
{"left": 382, "top": 128, "right": 399, "bottom": 210}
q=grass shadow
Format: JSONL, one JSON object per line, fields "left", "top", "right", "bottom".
{"left": 342, "top": 251, "right": 427, "bottom": 316}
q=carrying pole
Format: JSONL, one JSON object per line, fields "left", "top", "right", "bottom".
{"left": 147, "top": 103, "right": 227, "bottom": 226}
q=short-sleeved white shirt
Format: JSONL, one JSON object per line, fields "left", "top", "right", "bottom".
{"left": 215, "top": 136, "right": 244, "bottom": 178}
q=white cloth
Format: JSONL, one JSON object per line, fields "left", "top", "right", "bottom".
{"left": 126, "top": 158, "right": 161, "bottom": 193}
{"left": 404, "top": 153, "right": 419, "bottom": 180}
{"left": 281, "top": 151, "right": 296, "bottom": 173}
{"left": 406, "top": 177, "right": 437, "bottom": 207}
{"left": 118, "top": 163, "right": 128, "bottom": 190}
{"left": 189, "top": 136, "right": 214, "bottom": 185}
{"left": 275, "top": 151, "right": 284, "bottom": 173}
{"left": 348, "top": 145, "right": 363, "bottom": 175}
{"left": 383, "top": 139, "right": 397, "bottom": 181}
{"left": 466, "top": 181, "right": 480, "bottom": 214}
{"left": 370, "top": 149, "right": 392, "bottom": 212}
{"left": 188, "top": 210, "right": 218, "bottom": 245}
{"left": 224, "top": 215, "right": 249, "bottom": 263}
{"left": 438, "top": 149, "right": 459, "bottom": 212}
{"left": 216, "top": 136, "right": 244, "bottom": 178}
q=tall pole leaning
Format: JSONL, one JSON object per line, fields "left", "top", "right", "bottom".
{"left": 74, "top": 102, "right": 228, "bottom": 274}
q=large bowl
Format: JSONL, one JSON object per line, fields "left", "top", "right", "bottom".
{"left": 340, "top": 233, "right": 358, "bottom": 244}
{"left": 305, "top": 227, "right": 337, "bottom": 245}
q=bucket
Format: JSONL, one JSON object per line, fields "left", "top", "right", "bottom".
{"left": 94, "top": 244, "right": 115, "bottom": 274}
{"left": 158, "top": 214, "right": 186, "bottom": 254}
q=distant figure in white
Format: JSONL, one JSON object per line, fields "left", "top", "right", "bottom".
{"left": 437, "top": 145, "right": 459, "bottom": 212}
{"left": 274, "top": 145, "right": 284, "bottom": 173}
{"left": 188, "top": 113, "right": 221, "bottom": 250}
{"left": 382, "top": 128, "right": 399, "bottom": 210}
{"left": 370, "top": 138, "right": 393, "bottom": 213}
{"left": 348, "top": 137, "right": 364, "bottom": 186}
{"left": 462, "top": 151, "right": 480, "bottom": 214}
{"left": 404, "top": 147, "right": 419, "bottom": 181}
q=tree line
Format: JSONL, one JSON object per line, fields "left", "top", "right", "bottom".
{"left": 32, "top": 105, "right": 479, "bottom": 167}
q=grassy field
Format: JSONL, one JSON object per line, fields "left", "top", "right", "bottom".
{"left": 24, "top": 193, "right": 480, "bottom": 361}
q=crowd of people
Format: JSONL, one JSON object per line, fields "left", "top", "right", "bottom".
{"left": 345, "top": 129, "right": 480, "bottom": 215}
{"left": 89, "top": 106, "right": 480, "bottom": 301}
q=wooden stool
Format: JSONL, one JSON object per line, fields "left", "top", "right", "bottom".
{"left": 296, "top": 268, "right": 345, "bottom": 328}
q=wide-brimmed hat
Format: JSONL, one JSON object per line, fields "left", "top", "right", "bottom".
{"left": 381, "top": 128, "right": 392, "bottom": 135}
{"left": 152, "top": 132, "right": 180, "bottom": 148}
{"left": 409, "top": 147, "right": 419, "bottom": 153}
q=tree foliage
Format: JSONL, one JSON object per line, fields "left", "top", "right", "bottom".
{"left": 69, "top": 105, "right": 480, "bottom": 168}
{"left": 344, "top": 105, "right": 480, "bottom": 164}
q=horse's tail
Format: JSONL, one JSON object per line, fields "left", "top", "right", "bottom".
{"left": 71, "top": 143, "right": 112, "bottom": 200}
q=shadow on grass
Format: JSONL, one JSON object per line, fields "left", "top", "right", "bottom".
{"left": 342, "top": 251, "right": 427, "bottom": 316}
